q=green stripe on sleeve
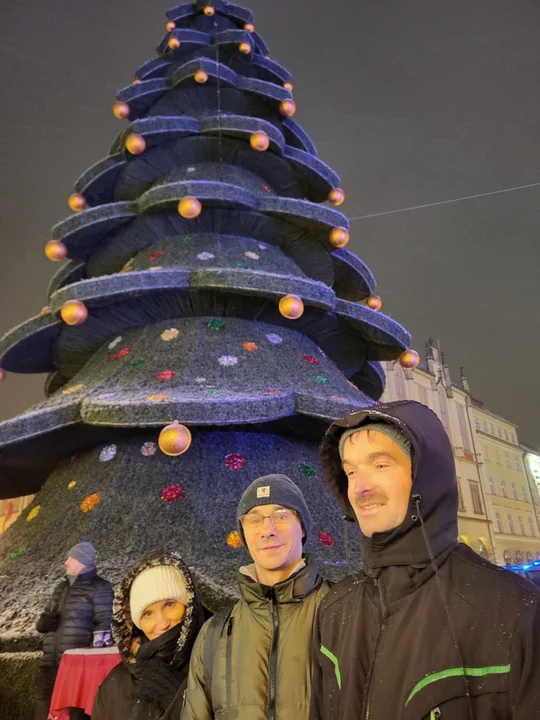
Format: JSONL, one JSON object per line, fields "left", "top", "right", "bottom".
{"left": 406, "top": 664, "right": 511, "bottom": 705}
{"left": 320, "top": 644, "right": 342, "bottom": 690}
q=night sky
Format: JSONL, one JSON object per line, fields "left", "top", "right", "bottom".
{"left": 1, "top": 0, "right": 539, "bottom": 445}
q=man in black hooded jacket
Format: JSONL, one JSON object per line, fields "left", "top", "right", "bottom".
{"left": 310, "top": 400, "right": 540, "bottom": 720}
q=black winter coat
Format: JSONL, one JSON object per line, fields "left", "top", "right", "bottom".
{"left": 311, "top": 401, "right": 540, "bottom": 720}
{"left": 36, "top": 569, "right": 113, "bottom": 670}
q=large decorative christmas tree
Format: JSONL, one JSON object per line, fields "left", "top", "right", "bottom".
{"left": 0, "top": 0, "right": 415, "bottom": 652}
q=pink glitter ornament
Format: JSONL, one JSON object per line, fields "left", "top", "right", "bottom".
{"left": 161, "top": 484, "right": 184, "bottom": 503}
{"left": 225, "top": 453, "right": 246, "bottom": 470}
{"left": 157, "top": 370, "right": 176, "bottom": 381}
{"left": 149, "top": 251, "right": 163, "bottom": 261}
{"left": 110, "top": 347, "right": 131, "bottom": 361}
{"left": 319, "top": 532, "right": 335, "bottom": 547}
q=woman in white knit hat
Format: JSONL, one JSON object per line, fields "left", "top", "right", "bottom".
{"left": 92, "top": 550, "right": 204, "bottom": 720}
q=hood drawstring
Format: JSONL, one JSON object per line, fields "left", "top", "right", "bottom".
{"left": 413, "top": 494, "right": 475, "bottom": 720}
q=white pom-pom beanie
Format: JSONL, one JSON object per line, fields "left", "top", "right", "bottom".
{"left": 129, "top": 565, "right": 188, "bottom": 629}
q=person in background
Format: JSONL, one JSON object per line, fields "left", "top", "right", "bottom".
{"left": 180, "top": 473, "right": 330, "bottom": 720}
{"left": 92, "top": 550, "right": 204, "bottom": 720}
{"left": 35, "top": 541, "right": 113, "bottom": 720}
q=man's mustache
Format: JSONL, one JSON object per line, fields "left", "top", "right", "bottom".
{"left": 353, "top": 491, "right": 388, "bottom": 507}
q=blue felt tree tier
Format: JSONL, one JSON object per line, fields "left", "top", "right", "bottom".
{"left": 0, "top": 0, "right": 411, "bottom": 621}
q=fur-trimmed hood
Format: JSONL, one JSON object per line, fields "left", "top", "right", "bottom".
{"left": 112, "top": 550, "right": 204, "bottom": 673}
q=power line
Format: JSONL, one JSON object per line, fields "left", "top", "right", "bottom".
{"left": 349, "top": 180, "right": 540, "bottom": 221}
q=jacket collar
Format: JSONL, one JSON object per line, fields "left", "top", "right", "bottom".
{"left": 238, "top": 555, "right": 322, "bottom": 605}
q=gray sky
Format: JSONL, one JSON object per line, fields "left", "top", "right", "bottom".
{"left": 1, "top": 0, "right": 539, "bottom": 445}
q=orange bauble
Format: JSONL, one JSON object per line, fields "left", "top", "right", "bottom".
{"left": 45, "top": 240, "right": 68, "bottom": 262}
{"left": 244, "top": 22, "right": 255, "bottom": 33}
{"left": 203, "top": 5, "right": 215, "bottom": 15}
{"left": 328, "top": 188, "right": 345, "bottom": 206}
{"left": 112, "top": 102, "right": 130, "bottom": 120}
{"left": 366, "top": 295, "right": 382, "bottom": 311}
{"left": 132, "top": 78, "right": 141, "bottom": 85}
{"left": 279, "top": 99, "right": 296, "bottom": 118}
{"left": 178, "top": 196, "right": 202, "bottom": 219}
{"left": 279, "top": 295, "right": 304, "bottom": 320}
{"left": 399, "top": 349, "right": 420, "bottom": 369}
{"left": 283, "top": 82, "right": 293, "bottom": 92}
{"left": 250, "top": 131, "right": 270, "bottom": 152}
{"left": 159, "top": 421, "right": 192, "bottom": 456}
{"left": 61, "top": 300, "right": 88, "bottom": 326}
{"left": 168, "top": 37, "right": 181, "bottom": 50}
{"left": 194, "top": 70, "right": 209, "bottom": 84}
{"left": 329, "top": 227, "right": 350, "bottom": 248}
{"left": 125, "top": 134, "right": 146, "bottom": 155}
{"left": 166, "top": 21, "right": 176, "bottom": 32}
{"left": 0, "top": 369, "right": 6, "bottom": 384}
{"left": 239, "top": 42, "right": 251, "bottom": 54}
{"left": 68, "top": 193, "right": 87, "bottom": 212}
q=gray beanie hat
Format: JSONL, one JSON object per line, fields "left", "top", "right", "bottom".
{"left": 67, "top": 542, "right": 97, "bottom": 569}
{"left": 237, "top": 474, "right": 313, "bottom": 544}
{"left": 339, "top": 422, "right": 412, "bottom": 460}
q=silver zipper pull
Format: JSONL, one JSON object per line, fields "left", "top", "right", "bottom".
{"left": 430, "top": 708, "right": 441, "bottom": 720}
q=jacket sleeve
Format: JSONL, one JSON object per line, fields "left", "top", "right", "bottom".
{"left": 510, "top": 599, "right": 540, "bottom": 718}
{"left": 309, "top": 607, "right": 324, "bottom": 720}
{"left": 92, "top": 580, "right": 114, "bottom": 632}
{"left": 35, "top": 582, "right": 65, "bottom": 633}
{"left": 180, "top": 620, "right": 213, "bottom": 720}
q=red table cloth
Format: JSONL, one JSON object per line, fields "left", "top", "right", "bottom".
{"left": 49, "top": 646, "right": 121, "bottom": 719}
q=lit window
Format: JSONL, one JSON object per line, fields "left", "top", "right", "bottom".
{"left": 469, "top": 481, "right": 484, "bottom": 515}
{"left": 508, "top": 514, "right": 515, "bottom": 534}
{"left": 529, "top": 517, "right": 536, "bottom": 537}
{"left": 518, "top": 516, "right": 525, "bottom": 535}
{"left": 512, "top": 483, "right": 518, "bottom": 500}
{"left": 482, "top": 420, "right": 487, "bottom": 432}
{"left": 515, "top": 457, "right": 521, "bottom": 472}
{"left": 488, "top": 476, "right": 495, "bottom": 494}
{"left": 505, "top": 454, "right": 511, "bottom": 468}
{"left": 495, "top": 512, "right": 503, "bottom": 533}
{"left": 501, "top": 480, "right": 507, "bottom": 498}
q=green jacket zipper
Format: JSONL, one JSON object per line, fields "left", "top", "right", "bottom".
{"left": 363, "top": 577, "right": 389, "bottom": 720}
{"left": 268, "top": 589, "right": 280, "bottom": 720}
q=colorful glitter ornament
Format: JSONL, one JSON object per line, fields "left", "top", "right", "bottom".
{"left": 245, "top": 251, "right": 260, "bottom": 260}
{"left": 303, "top": 354, "right": 319, "bottom": 365}
{"left": 81, "top": 493, "right": 101, "bottom": 513}
{"left": 207, "top": 319, "right": 225, "bottom": 330}
{"left": 225, "top": 453, "right": 246, "bottom": 470}
{"left": 130, "top": 359, "right": 145, "bottom": 368}
{"left": 266, "top": 333, "right": 283, "bottom": 344}
{"left": 62, "top": 383, "right": 84, "bottom": 395}
{"left": 218, "top": 355, "right": 238, "bottom": 367}
{"left": 298, "top": 461, "right": 316, "bottom": 478}
{"left": 67, "top": 481, "right": 77, "bottom": 490}
{"left": 194, "top": 377, "right": 206, "bottom": 383}
{"left": 197, "top": 252, "right": 215, "bottom": 260}
{"left": 27, "top": 506, "right": 41, "bottom": 522}
{"left": 99, "top": 444, "right": 117, "bottom": 462}
{"left": 147, "top": 394, "right": 170, "bottom": 401}
{"left": 110, "top": 347, "right": 131, "bottom": 361}
{"left": 227, "top": 530, "right": 243, "bottom": 548}
{"left": 319, "top": 532, "right": 335, "bottom": 547}
{"left": 149, "top": 251, "right": 163, "bottom": 261}
{"left": 108, "top": 336, "right": 122, "bottom": 349}
{"left": 315, "top": 375, "right": 328, "bottom": 384}
{"left": 266, "top": 387, "right": 282, "bottom": 394}
{"left": 161, "top": 484, "right": 184, "bottom": 503}
{"left": 242, "top": 342, "right": 258, "bottom": 352}
{"left": 141, "top": 442, "right": 157, "bottom": 457}
{"left": 161, "top": 328, "right": 179, "bottom": 341}
{"left": 9, "top": 548, "right": 25, "bottom": 561}
{"left": 235, "top": 263, "right": 248, "bottom": 269}
{"left": 157, "top": 370, "right": 176, "bottom": 381}
{"left": 258, "top": 243, "right": 268, "bottom": 250}
{"left": 205, "top": 388, "right": 220, "bottom": 394}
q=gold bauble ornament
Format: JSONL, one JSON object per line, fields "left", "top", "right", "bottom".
{"left": 328, "top": 188, "right": 345, "bottom": 206}
{"left": 366, "top": 295, "right": 382, "bottom": 311}
{"left": 61, "top": 300, "right": 88, "bottom": 326}
{"left": 249, "top": 131, "right": 270, "bottom": 152}
{"left": 178, "top": 196, "right": 202, "bottom": 219}
{"left": 159, "top": 421, "right": 192, "bottom": 456}
{"left": 279, "top": 99, "right": 296, "bottom": 118}
{"left": 329, "top": 226, "right": 350, "bottom": 248}
{"left": 168, "top": 37, "right": 181, "bottom": 50}
{"left": 112, "top": 102, "right": 130, "bottom": 120}
{"left": 68, "top": 193, "right": 87, "bottom": 212}
{"left": 283, "top": 82, "right": 293, "bottom": 92}
{"left": 125, "top": 134, "right": 146, "bottom": 155}
{"left": 45, "top": 240, "right": 68, "bottom": 262}
{"left": 279, "top": 294, "right": 304, "bottom": 320}
{"left": 166, "top": 21, "right": 176, "bottom": 32}
{"left": 244, "top": 22, "right": 255, "bottom": 33}
{"left": 0, "top": 369, "right": 6, "bottom": 384}
{"left": 194, "top": 69, "right": 209, "bottom": 84}
{"left": 203, "top": 5, "right": 215, "bottom": 15}
{"left": 399, "top": 349, "right": 420, "bottom": 369}
{"left": 239, "top": 42, "right": 251, "bottom": 54}
{"left": 132, "top": 78, "right": 141, "bottom": 85}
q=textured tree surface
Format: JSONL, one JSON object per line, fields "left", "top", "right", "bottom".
{"left": 0, "top": 0, "right": 410, "bottom": 646}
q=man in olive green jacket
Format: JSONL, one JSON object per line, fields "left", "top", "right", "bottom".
{"left": 180, "top": 474, "right": 330, "bottom": 720}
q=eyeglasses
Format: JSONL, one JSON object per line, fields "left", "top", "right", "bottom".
{"left": 240, "top": 509, "right": 296, "bottom": 531}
